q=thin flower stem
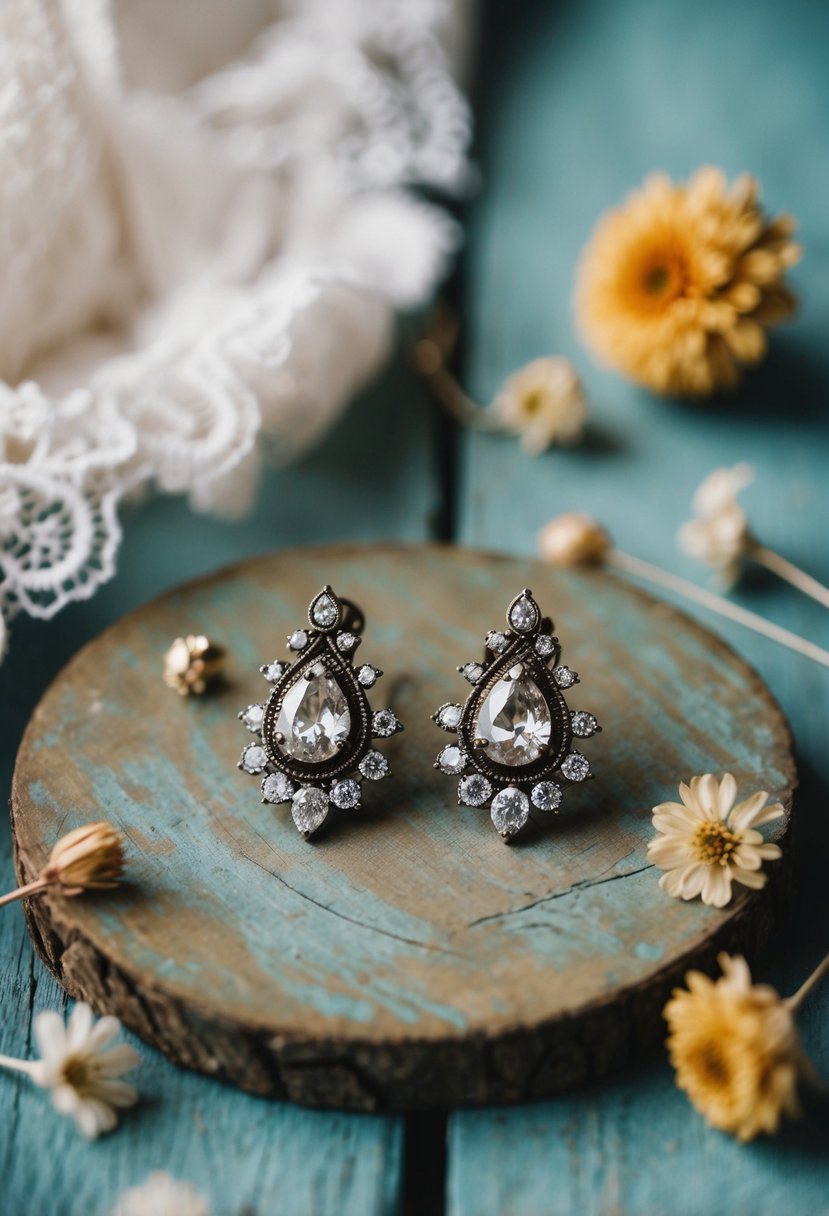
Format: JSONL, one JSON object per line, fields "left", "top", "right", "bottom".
{"left": 0, "top": 1053, "right": 39, "bottom": 1077}
{"left": 412, "top": 337, "right": 500, "bottom": 431}
{"left": 786, "top": 949, "right": 829, "bottom": 1012}
{"left": 608, "top": 550, "right": 829, "bottom": 669}
{"left": 0, "top": 877, "right": 50, "bottom": 908}
{"left": 749, "top": 542, "right": 829, "bottom": 610}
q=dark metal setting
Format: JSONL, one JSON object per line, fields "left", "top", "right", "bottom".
{"left": 237, "top": 586, "right": 401, "bottom": 839}
{"left": 431, "top": 588, "right": 600, "bottom": 840}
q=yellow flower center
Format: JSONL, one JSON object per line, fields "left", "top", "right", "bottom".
{"left": 689, "top": 1040, "right": 731, "bottom": 1089}
{"left": 614, "top": 229, "right": 700, "bottom": 317}
{"left": 61, "top": 1053, "right": 94, "bottom": 1097}
{"left": 692, "top": 821, "right": 740, "bottom": 866}
{"left": 520, "top": 389, "right": 545, "bottom": 416}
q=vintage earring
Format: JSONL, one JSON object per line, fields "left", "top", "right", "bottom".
{"left": 237, "top": 587, "right": 402, "bottom": 839}
{"left": 432, "top": 588, "right": 600, "bottom": 840}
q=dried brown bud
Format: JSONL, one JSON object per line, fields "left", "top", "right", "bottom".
{"left": 538, "top": 513, "right": 612, "bottom": 567}
{"left": 163, "top": 635, "right": 227, "bottom": 696}
{"left": 41, "top": 822, "right": 125, "bottom": 894}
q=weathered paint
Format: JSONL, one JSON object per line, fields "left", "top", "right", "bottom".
{"left": 12, "top": 545, "right": 793, "bottom": 1108}
{"left": 449, "top": 0, "right": 829, "bottom": 1207}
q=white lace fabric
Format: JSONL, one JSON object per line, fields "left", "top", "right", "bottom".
{"left": 0, "top": 0, "right": 471, "bottom": 658}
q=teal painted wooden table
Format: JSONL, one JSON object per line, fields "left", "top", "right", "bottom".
{"left": 2, "top": 0, "right": 828, "bottom": 1211}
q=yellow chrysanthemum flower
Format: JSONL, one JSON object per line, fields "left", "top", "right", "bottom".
{"left": 665, "top": 953, "right": 809, "bottom": 1142}
{"left": 576, "top": 167, "right": 801, "bottom": 396}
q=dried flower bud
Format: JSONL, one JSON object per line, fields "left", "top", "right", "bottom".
{"left": 163, "top": 635, "right": 226, "bottom": 696}
{"left": 41, "top": 822, "right": 125, "bottom": 894}
{"left": 538, "top": 513, "right": 612, "bottom": 567}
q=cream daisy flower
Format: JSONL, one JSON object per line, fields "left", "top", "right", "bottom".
{"left": 665, "top": 952, "right": 808, "bottom": 1141}
{"left": 113, "top": 1171, "right": 211, "bottom": 1216}
{"left": 648, "top": 773, "right": 784, "bottom": 907}
{"left": 678, "top": 463, "right": 754, "bottom": 584}
{"left": 0, "top": 1003, "right": 139, "bottom": 1139}
{"left": 492, "top": 357, "right": 587, "bottom": 454}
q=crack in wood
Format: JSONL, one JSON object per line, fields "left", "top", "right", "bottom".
{"left": 464, "top": 863, "right": 656, "bottom": 928}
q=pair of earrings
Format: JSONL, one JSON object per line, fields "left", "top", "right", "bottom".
{"left": 237, "top": 586, "right": 600, "bottom": 841}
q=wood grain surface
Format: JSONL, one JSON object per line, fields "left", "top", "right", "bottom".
{"left": 11, "top": 543, "right": 794, "bottom": 1111}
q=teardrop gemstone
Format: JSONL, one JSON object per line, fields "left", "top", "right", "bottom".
{"left": 275, "top": 663, "right": 351, "bottom": 762}
{"left": 475, "top": 664, "right": 552, "bottom": 766}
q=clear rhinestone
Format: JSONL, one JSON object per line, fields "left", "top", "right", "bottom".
{"left": 561, "top": 751, "right": 590, "bottom": 782}
{"left": 487, "top": 631, "right": 508, "bottom": 654}
{"left": 275, "top": 665, "right": 351, "bottom": 762}
{"left": 310, "top": 591, "right": 339, "bottom": 628}
{"left": 360, "top": 750, "right": 389, "bottom": 780}
{"left": 437, "top": 745, "right": 466, "bottom": 775}
{"left": 261, "top": 772, "right": 294, "bottom": 803}
{"left": 261, "top": 661, "right": 286, "bottom": 683}
{"left": 535, "top": 635, "right": 555, "bottom": 658}
{"left": 475, "top": 665, "right": 552, "bottom": 766}
{"left": 289, "top": 630, "right": 308, "bottom": 651}
{"left": 331, "top": 779, "right": 361, "bottom": 809}
{"left": 358, "top": 665, "right": 379, "bottom": 687}
{"left": 373, "top": 709, "right": 399, "bottom": 737}
{"left": 571, "top": 711, "right": 599, "bottom": 738}
{"left": 436, "top": 703, "right": 462, "bottom": 730}
{"left": 239, "top": 743, "right": 267, "bottom": 774}
{"left": 336, "top": 632, "right": 358, "bottom": 652}
{"left": 508, "top": 593, "right": 538, "bottom": 633}
{"left": 291, "top": 787, "right": 329, "bottom": 835}
{"left": 491, "top": 787, "right": 530, "bottom": 836}
{"left": 459, "top": 774, "right": 492, "bottom": 807}
{"left": 532, "top": 781, "right": 562, "bottom": 811}
{"left": 460, "top": 662, "right": 484, "bottom": 684}
{"left": 239, "top": 703, "right": 265, "bottom": 733}
{"left": 554, "top": 666, "right": 578, "bottom": 688}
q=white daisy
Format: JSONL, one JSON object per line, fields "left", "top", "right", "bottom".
{"left": 678, "top": 463, "right": 754, "bottom": 584}
{"left": 648, "top": 773, "right": 784, "bottom": 908}
{"left": 492, "top": 357, "right": 587, "bottom": 454}
{"left": 113, "top": 1171, "right": 211, "bottom": 1216}
{"left": 0, "top": 1003, "right": 139, "bottom": 1139}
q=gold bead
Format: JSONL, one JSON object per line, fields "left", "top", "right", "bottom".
{"left": 163, "top": 635, "right": 227, "bottom": 696}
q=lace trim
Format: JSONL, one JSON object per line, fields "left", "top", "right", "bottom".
{"left": 0, "top": 0, "right": 471, "bottom": 654}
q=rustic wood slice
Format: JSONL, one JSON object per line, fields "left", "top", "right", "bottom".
{"left": 10, "top": 544, "right": 795, "bottom": 1111}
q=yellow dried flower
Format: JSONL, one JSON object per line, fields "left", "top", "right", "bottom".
{"left": 665, "top": 953, "right": 808, "bottom": 1141}
{"left": 576, "top": 167, "right": 801, "bottom": 396}
{"left": 163, "top": 635, "right": 226, "bottom": 696}
{"left": 40, "top": 821, "right": 125, "bottom": 894}
{"left": 538, "top": 513, "right": 612, "bottom": 567}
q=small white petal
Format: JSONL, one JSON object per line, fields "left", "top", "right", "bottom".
{"left": 652, "top": 810, "right": 697, "bottom": 835}
{"left": 701, "top": 866, "right": 733, "bottom": 907}
{"left": 66, "top": 1003, "right": 94, "bottom": 1051}
{"left": 730, "top": 865, "right": 768, "bottom": 890}
{"left": 86, "top": 1015, "right": 122, "bottom": 1053}
{"left": 677, "top": 862, "right": 708, "bottom": 900}
{"left": 51, "top": 1083, "right": 82, "bottom": 1116}
{"left": 96, "top": 1043, "right": 140, "bottom": 1077}
{"left": 95, "top": 1078, "right": 138, "bottom": 1108}
{"left": 76, "top": 1097, "right": 117, "bottom": 1139}
{"left": 733, "top": 845, "right": 764, "bottom": 870}
{"left": 754, "top": 842, "right": 783, "bottom": 861}
{"left": 730, "top": 793, "right": 784, "bottom": 831}
{"left": 647, "top": 839, "right": 694, "bottom": 869}
{"left": 33, "top": 1011, "right": 68, "bottom": 1068}
{"left": 716, "top": 773, "right": 738, "bottom": 819}
{"left": 695, "top": 774, "right": 722, "bottom": 820}
{"left": 659, "top": 867, "right": 689, "bottom": 898}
